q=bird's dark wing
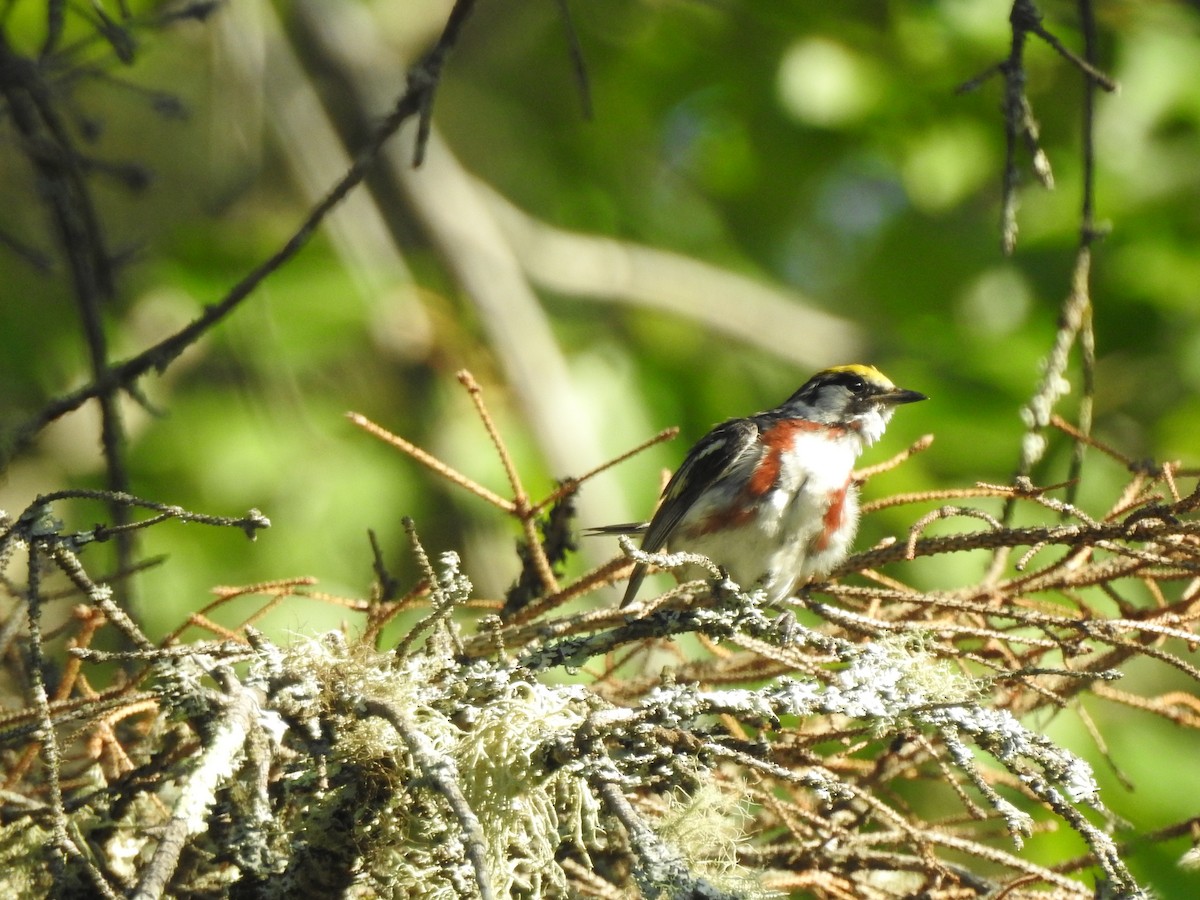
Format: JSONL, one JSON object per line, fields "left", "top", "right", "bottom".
{"left": 621, "top": 417, "right": 761, "bottom": 607}
{"left": 642, "top": 418, "right": 760, "bottom": 552}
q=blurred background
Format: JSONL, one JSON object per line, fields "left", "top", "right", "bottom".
{"left": 2, "top": 0, "right": 1200, "bottom": 893}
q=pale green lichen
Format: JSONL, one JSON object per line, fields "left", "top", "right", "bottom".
{"left": 650, "top": 783, "right": 777, "bottom": 899}
{"left": 0, "top": 821, "right": 55, "bottom": 898}
{"left": 265, "top": 630, "right": 607, "bottom": 898}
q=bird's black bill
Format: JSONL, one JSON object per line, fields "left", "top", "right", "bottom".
{"left": 882, "top": 388, "right": 927, "bottom": 405}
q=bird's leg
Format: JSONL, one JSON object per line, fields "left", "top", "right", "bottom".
{"left": 771, "top": 608, "right": 801, "bottom": 645}
{"left": 711, "top": 566, "right": 744, "bottom": 607}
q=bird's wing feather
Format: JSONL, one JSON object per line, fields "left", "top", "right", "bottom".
{"left": 621, "top": 418, "right": 761, "bottom": 607}
{"left": 642, "top": 417, "right": 761, "bottom": 551}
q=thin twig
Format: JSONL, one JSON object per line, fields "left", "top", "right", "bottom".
{"left": 130, "top": 669, "right": 259, "bottom": 900}
{"left": 532, "top": 426, "right": 679, "bottom": 514}
{"left": 346, "top": 411, "right": 516, "bottom": 512}
{"left": 4, "top": 57, "right": 439, "bottom": 464}
{"left": 393, "top": 518, "right": 467, "bottom": 659}
{"left": 457, "top": 369, "right": 558, "bottom": 595}
{"left": 21, "top": 547, "right": 70, "bottom": 886}
{"left": 0, "top": 34, "right": 136, "bottom": 608}
{"left": 552, "top": 0, "right": 592, "bottom": 119}
{"left": 854, "top": 434, "right": 935, "bottom": 482}
{"left": 409, "top": 0, "right": 479, "bottom": 166}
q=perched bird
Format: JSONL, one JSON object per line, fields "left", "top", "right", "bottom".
{"left": 595, "top": 365, "right": 925, "bottom": 607}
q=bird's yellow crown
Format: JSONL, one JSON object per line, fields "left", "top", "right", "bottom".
{"left": 820, "top": 363, "right": 895, "bottom": 390}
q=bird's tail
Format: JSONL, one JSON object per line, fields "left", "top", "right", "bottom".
{"left": 584, "top": 523, "right": 650, "bottom": 607}
{"left": 581, "top": 522, "right": 648, "bottom": 537}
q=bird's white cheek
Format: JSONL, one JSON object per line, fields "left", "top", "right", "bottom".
{"left": 857, "top": 407, "right": 894, "bottom": 446}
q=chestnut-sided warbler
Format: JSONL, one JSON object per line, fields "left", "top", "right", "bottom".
{"left": 594, "top": 364, "right": 925, "bottom": 607}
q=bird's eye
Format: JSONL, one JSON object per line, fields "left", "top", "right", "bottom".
{"left": 844, "top": 375, "right": 866, "bottom": 394}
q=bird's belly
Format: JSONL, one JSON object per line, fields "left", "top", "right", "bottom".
{"left": 671, "top": 485, "right": 859, "bottom": 602}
